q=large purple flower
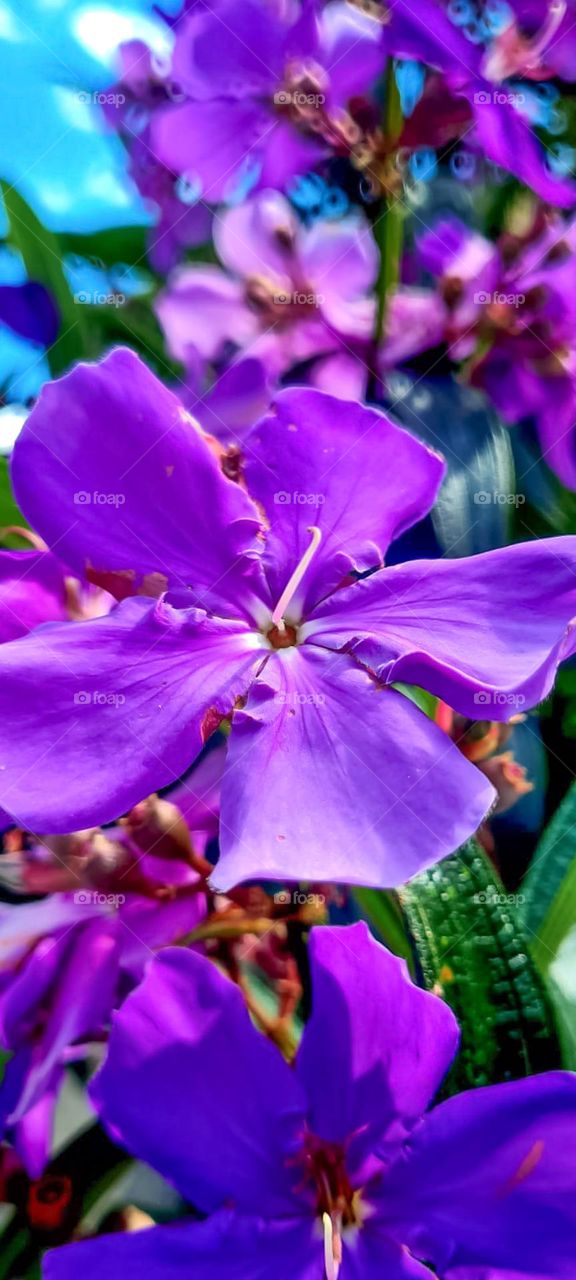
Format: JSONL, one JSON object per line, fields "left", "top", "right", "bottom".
{"left": 44, "top": 923, "right": 576, "bottom": 1279}
{"left": 1, "top": 348, "right": 576, "bottom": 889}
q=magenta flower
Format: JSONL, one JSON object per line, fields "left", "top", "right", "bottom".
{"left": 394, "top": 214, "right": 576, "bottom": 489}
{"left": 151, "top": 0, "right": 382, "bottom": 202}
{"left": 44, "top": 924, "right": 576, "bottom": 1279}
{"left": 0, "top": 742, "right": 217, "bottom": 1175}
{"left": 155, "top": 190, "right": 377, "bottom": 384}
{"left": 1, "top": 348, "right": 576, "bottom": 890}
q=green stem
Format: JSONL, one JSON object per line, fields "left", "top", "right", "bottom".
{"left": 1, "top": 182, "right": 91, "bottom": 375}
{"left": 373, "top": 62, "right": 404, "bottom": 350}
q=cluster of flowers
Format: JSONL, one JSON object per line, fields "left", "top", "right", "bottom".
{"left": 1, "top": 0, "right": 576, "bottom": 1275}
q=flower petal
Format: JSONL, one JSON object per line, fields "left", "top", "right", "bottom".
{"left": 380, "top": 1073, "right": 576, "bottom": 1277}
{"left": 469, "top": 92, "right": 576, "bottom": 209}
{"left": 243, "top": 387, "right": 445, "bottom": 616}
{"left": 155, "top": 267, "right": 256, "bottom": 364}
{"left": 304, "top": 539, "right": 576, "bottom": 720}
{"left": 152, "top": 99, "right": 275, "bottom": 203}
{"left": 0, "top": 597, "right": 265, "bottom": 831}
{"left": 214, "top": 192, "right": 298, "bottom": 286}
{"left": 300, "top": 215, "right": 378, "bottom": 336}
{"left": 0, "top": 549, "right": 67, "bottom": 642}
{"left": 91, "top": 949, "right": 307, "bottom": 1215}
{"left": 11, "top": 348, "right": 264, "bottom": 616}
{"left": 215, "top": 647, "right": 493, "bottom": 890}
{"left": 44, "top": 1213, "right": 322, "bottom": 1280}
{"left": 296, "top": 924, "right": 458, "bottom": 1174}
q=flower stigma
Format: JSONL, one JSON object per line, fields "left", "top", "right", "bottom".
{"left": 267, "top": 525, "right": 322, "bottom": 646}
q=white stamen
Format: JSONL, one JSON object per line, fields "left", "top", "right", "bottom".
{"left": 322, "top": 1212, "right": 342, "bottom": 1280}
{"left": 271, "top": 525, "right": 322, "bottom": 631}
{"left": 527, "top": 0, "right": 566, "bottom": 65}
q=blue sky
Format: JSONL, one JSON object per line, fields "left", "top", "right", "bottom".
{"left": 0, "top": 0, "right": 180, "bottom": 232}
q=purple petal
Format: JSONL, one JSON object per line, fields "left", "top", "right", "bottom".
{"left": 151, "top": 99, "right": 274, "bottom": 203}
{"left": 320, "top": 2, "right": 383, "bottom": 106}
{"left": 215, "top": 647, "right": 493, "bottom": 890}
{"left": 533, "top": 377, "right": 576, "bottom": 492}
{"left": 304, "top": 538, "right": 576, "bottom": 720}
{"left": 0, "top": 283, "right": 59, "bottom": 347}
{"left": 0, "top": 549, "right": 67, "bottom": 642}
{"left": 343, "top": 1227, "right": 436, "bottom": 1279}
{"left": 13, "top": 1085, "right": 58, "bottom": 1178}
{"left": 1, "top": 918, "right": 118, "bottom": 1174}
{"left": 296, "top": 924, "right": 458, "bottom": 1175}
{"left": 44, "top": 1212, "right": 321, "bottom": 1280}
{"left": 192, "top": 358, "right": 270, "bottom": 445}
{"left": 385, "top": 0, "right": 484, "bottom": 74}
{"left": 172, "top": 0, "right": 283, "bottom": 98}
{"left": 0, "top": 598, "right": 265, "bottom": 830}
{"left": 11, "top": 348, "right": 264, "bottom": 616}
{"left": 243, "top": 387, "right": 445, "bottom": 616}
{"left": 469, "top": 91, "right": 576, "bottom": 208}
{"left": 256, "top": 121, "right": 327, "bottom": 190}
{"left": 380, "top": 1072, "right": 576, "bottom": 1277}
{"left": 214, "top": 192, "right": 298, "bottom": 285}
{"left": 299, "top": 215, "right": 378, "bottom": 336}
{"left": 91, "top": 948, "right": 307, "bottom": 1214}
{"left": 155, "top": 268, "right": 255, "bottom": 364}
{"left": 168, "top": 741, "right": 227, "bottom": 841}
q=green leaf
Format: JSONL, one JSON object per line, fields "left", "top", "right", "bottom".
{"left": 521, "top": 782, "right": 576, "bottom": 968}
{"left": 0, "top": 457, "right": 28, "bottom": 537}
{"left": 401, "top": 839, "right": 564, "bottom": 1092}
{"left": 1, "top": 182, "right": 91, "bottom": 374}
{"left": 353, "top": 887, "right": 415, "bottom": 972}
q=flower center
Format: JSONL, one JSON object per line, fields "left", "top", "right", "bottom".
{"left": 273, "top": 59, "right": 328, "bottom": 131}
{"left": 266, "top": 526, "right": 322, "bottom": 644}
{"left": 299, "top": 1134, "right": 361, "bottom": 1280}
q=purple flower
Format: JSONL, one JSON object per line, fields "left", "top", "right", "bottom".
{"left": 155, "top": 190, "right": 377, "bottom": 383}
{"left": 150, "top": 0, "right": 518, "bottom": 205}
{"left": 0, "top": 899, "right": 119, "bottom": 1177}
{"left": 393, "top": 214, "right": 576, "bottom": 489}
{"left": 1, "top": 349, "right": 576, "bottom": 889}
{"left": 108, "top": 39, "right": 211, "bottom": 274}
{"left": 0, "top": 745, "right": 216, "bottom": 1175}
{"left": 150, "top": 0, "right": 382, "bottom": 202}
{"left": 44, "top": 923, "right": 576, "bottom": 1279}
